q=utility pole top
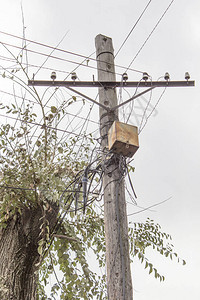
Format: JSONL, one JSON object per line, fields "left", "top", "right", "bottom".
{"left": 95, "top": 34, "right": 114, "bottom": 58}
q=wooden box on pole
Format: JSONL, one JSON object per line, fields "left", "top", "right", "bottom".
{"left": 108, "top": 121, "right": 139, "bottom": 157}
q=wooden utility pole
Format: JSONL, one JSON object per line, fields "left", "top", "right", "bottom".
{"left": 95, "top": 34, "right": 133, "bottom": 300}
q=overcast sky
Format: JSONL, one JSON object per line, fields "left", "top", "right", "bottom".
{"left": 0, "top": 1, "right": 199, "bottom": 299}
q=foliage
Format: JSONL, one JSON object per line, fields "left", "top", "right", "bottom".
{"left": 0, "top": 54, "right": 106, "bottom": 298}
{"left": 129, "top": 218, "right": 186, "bottom": 282}
{"left": 38, "top": 208, "right": 106, "bottom": 299}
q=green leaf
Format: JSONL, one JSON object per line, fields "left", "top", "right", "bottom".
{"left": 51, "top": 106, "right": 57, "bottom": 113}
{"left": 58, "top": 147, "right": 63, "bottom": 154}
{"left": 149, "top": 266, "right": 153, "bottom": 274}
{"left": 145, "top": 261, "right": 148, "bottom": 269}
{"left": 36, "top": 140, "right": 41, "bottom": 147}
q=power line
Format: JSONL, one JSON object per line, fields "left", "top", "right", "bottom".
{"left": 0, "top": 112, "right": 94, "bottom": 138}
{"left": 0, "top": 89, "right": 43, "bottom": 106}
{"left": 0, "top": 54, "right": 72, "bottom": 75}
{"left": 0, "top": 40, "right": 122, "bottom": 76}
{"left": 0, "top": 89, "right": 99, "bottom": 125}
{"left": 34, "top": 30, "right": 70, "bottom": 77}
{"left": 0, "top": 41, "right": 104, "bottom": 74}
{"left": 126, "top": 0, "right": 175, "bottom": 72}
{"left": 115, "top": 0, "right": 152, "bottom": 57}
{"left": 0, "top": 30, "right": 144, "bottom": 74}
{"left": 0, "top": 30, "right": 93, "bottom": 62}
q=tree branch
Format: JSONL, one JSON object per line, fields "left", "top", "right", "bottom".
{"left": 53, "top": 234, "right": 79, "bottom": 242}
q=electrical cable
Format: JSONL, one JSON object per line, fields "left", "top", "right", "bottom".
{"left": 127, "top": 197, "right": 172, "bottom": 216}
{"left": 0, "top": 30, "right": 144, "bottom": 74}
{"left": 0, "top": 40, "right": 107, "bottom": 74}
{"left": 0, "top": 53, "right": 72, "bottom": 75}
{"left": 0, "top": 111, "right": 94, "bottom": 138}
{"left": 0, "top": 87, "right": 100, "bottom": 137}
{"left": 138, "top": 76, "right": 153, "bottom": 132}
{"left": 34, "top": 31, "right": 69, "bottom": 77}
{"left": 40, "top": 157, "right": 104, "bottom": 262}
{"left": 115, "top": 0, "right": 152, "bottom": 58}
{"left": 0, "top": 89, "right": 41, "bottom": 107}
{"left": 125, "top": 78, "right": 143, "bottom": 123}
{"left": 118, "top": 75, "right": 126, "bottom": 121}
{"left": 125, "top": 187, "right": 137, "bottom": 207}
{"left": 126, "top": 0, "right": 175, "bottom": 72}
{"left": 126, "top": 166, "right": 137, "bottom": 200}
{"left": 39, "top": 175, "right": 82, "bottom": 262}
{"left": 138, "top": 86, "right": 167, "bottom": 134}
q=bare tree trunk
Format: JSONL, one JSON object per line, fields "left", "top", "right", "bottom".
{"left": 0, "top": 204, "right": 58, "bottom": 300}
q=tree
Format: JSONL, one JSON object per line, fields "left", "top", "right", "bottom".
{"left": 0, "top": 42, "right": 185, "bottom": 300}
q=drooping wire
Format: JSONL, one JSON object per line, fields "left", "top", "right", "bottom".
{"left": 115, "top": 0, "right": 152, "bottom": 58}
{"left": 139, "top": 86, "right": 167, "bottom": 134}
{"left": 125, "top": 79, "right": 143, "bottom": 123}
{"left": 127, "top": 197, "right": 172, "bottom": 216}
{"left": 38, "top": 156, "right": 104, "bottom": 262}
{"left": 138, "top": 76, "right": 153, "bottom": 132}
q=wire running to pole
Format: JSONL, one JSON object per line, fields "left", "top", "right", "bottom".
{"left": 115, "top": 0, "right": 152, "bottom": 58}
{"left": 126, "top": 0, "right": 175, "bottom": 72}
{"left": 0, "top": 30, "right": 144, "bottom": 74}
{"left": 139, "top": 86, "right": 167, "bottom": 134}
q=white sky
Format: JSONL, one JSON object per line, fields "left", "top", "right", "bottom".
{"left": 0, "top": 1, "right": 200, "bottom": 299}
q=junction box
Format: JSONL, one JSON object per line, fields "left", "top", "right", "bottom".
{"left": 108, "top": 121, "right": 139, "bottom": 157}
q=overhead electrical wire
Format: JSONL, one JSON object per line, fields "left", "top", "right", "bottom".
{"left": 0, "top": 39, "right": 140, "bottom": 77}
{"left": 0, "top": 41, "right": 105, "bottom": 73}
{"left": 34, "top": 30, "right": 70, "bottom": 77}
{"left": 0, "top": 30, "right": 144, "bottom": 74}
{"left": 0, "top": 30, "right": 94, "bottom": 61}
{"left": 126, "top": 0, "right": 175, "bottom": 72}
{"left": 0, "top": 53, "right": 72, "bottom": 75}
{"left": 115, "top": 0, "right": 152, "bottom": 58}
{"left": 0, "top": 112, "right": 96, "bottom": 138}
{"left": 0, "top": 89, "right": 99, "bottom": 125}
